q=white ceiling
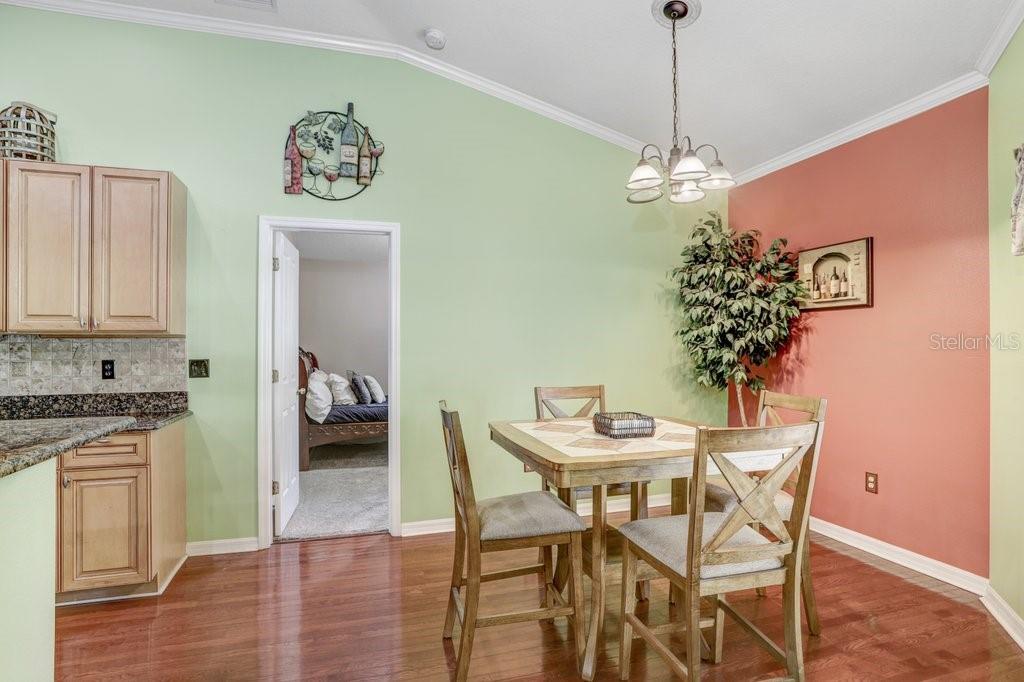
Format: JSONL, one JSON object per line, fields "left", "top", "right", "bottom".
{"left": 15, "top": 0, "right": 1023, "bottom": 178}
{"left": 287, "top": 231, "right": 388, "bottom": 264}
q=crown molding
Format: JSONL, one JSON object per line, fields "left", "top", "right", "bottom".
{"left": 3, "top": 0, "right": 1013, "bottom": 184}
{"left": 733, "top": 70, "right": 989, "bottom": 185}
{"left": 976, "top": 0, "right": 1024, "bottom": 75}
{"left": 0, "top": 0, "right": 644, "bottom": 153}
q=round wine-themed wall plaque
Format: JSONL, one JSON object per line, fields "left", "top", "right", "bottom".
{"left": 284, "top": 104, "right": 384, "bottom": 201}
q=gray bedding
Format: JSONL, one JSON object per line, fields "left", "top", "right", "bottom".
{"left": 320, "top": 401, "right": 388, "bottom": 425}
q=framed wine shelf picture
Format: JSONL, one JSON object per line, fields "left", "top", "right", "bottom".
{"left": 283, "top": 103, "right": 384, "bottom": 201}
{"left": 797, "top": 237, "right": 873, "bottom": 311}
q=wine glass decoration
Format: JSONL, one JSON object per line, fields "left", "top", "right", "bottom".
{"left": 284, "top": 103, "right": 384, "bottom": 201}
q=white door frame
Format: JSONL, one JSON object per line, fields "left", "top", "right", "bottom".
{"left": 256, "top": 216, "right": 401, "bottom": 549}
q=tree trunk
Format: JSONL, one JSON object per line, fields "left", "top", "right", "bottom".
{"left": 734, "top": 382, "right": 749, "bottom": 427}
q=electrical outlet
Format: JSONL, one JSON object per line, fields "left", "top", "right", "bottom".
{"left": 189, "top": 359, "right": 210, "bottom": 378}
{"left": 865, "top": 471, "right": 878, "bottom": 494}
{"left": 101, "top": 359, "right": 115, "bottom": 380}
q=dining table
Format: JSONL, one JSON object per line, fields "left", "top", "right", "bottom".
{"left": 488, "top": 416, "right": 790, "bottom": 681}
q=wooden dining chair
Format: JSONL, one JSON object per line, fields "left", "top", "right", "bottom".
{"left": 704, "top": 390, "right": 827, "bottom": 635}
{"left": 618, "top": 414, "right": 826, "bottom": 681}
{"left": 439, "top": 401, "right": 587, "bottom": 681}
{"left": 533, "top": 385, "right": 652, "bottom": 598}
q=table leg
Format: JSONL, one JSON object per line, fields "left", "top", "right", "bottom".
{"left": 669, "top": 477, "right": 688, "bottom": 607}
{"left": 631, "top": 482, "right": 651, "bottom": 601}
{"left": 552, "top": 487, "right": 574, "bottom": 592}
{"left": 581, "top": 484, "right": 606, "bottom": 681}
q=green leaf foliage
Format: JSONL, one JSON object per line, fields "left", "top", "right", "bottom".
{"left": 671, "top": 211, "right": 805, "bottom": 392}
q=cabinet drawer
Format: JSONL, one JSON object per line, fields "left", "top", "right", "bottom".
{"left": 62, "top": 432, "right": 149, "bottom": 469}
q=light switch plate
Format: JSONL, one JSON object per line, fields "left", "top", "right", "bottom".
{"left": 188, "top": 359, "right": 210, "bottom": 378}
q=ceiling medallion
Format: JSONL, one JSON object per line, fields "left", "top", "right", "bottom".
{"left": 627, "top": 0, "right": 734, "bottom": 205}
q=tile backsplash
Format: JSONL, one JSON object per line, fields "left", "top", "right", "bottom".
{"left": 0, "top": 335, "right": 187, "bottom": 396}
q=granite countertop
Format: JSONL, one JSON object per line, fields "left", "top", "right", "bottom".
{"left": 128, "top": 410, "right": 193, "bottom": 431}
{"left": 0, "top": 416, "right": 137, "bottom": 480}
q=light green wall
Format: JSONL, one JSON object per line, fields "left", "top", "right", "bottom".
{"left": 0, "top": 6, "right": 726, "bottom": 539}
{"left": 0, "top": 460, "right": 56, "bottom": 681}
{"left": 990, "top": 23, "right": 1024, "bottom": 616}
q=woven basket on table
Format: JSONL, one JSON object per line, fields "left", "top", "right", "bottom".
{"left": 593, "top": 411, "right": 656, "bottom": 439}
{"left": 0, "top": 102, "right": 57, "bottom": 162}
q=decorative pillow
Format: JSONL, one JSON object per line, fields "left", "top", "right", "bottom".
{"left": 349, "top": 373, "right": 373, "bottom": 405}
{"left": 309, "top": 368, "right": 329, "bottom": 384}
{"left": 363, "top": 375, "right": 386, "bottom": 404}
{"left": 326, "top": 373, "right": 357, "bottom": 405}
{"left": 304, "top": 374, "right": 333, "bottom": 423}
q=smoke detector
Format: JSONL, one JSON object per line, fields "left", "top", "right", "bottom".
{"left": 424, "top": 28, "right": 447, "bottom": 51}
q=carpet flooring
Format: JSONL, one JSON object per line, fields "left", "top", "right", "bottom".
{"left": 279, "top": 442, "right": 388, "bottom": 541}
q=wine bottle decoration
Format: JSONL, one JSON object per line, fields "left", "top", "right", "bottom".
{"left": 284, "top": 126, "right": 303, "bottom": 195}
{"left": 339, "top": 102, "right": 358, "bottom": 178}
{"left": 357, "top": 126, "right": 372, "bottom": 186}
{"left": 283, "top": 104, "right": 384, "bottom": 201}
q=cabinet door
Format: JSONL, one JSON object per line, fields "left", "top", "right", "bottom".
{"left": 92, "top": 167, "right": 169, "bottom": 332}
{"left": 0, "top": 161, "right": 5, "bottom": 333}
{"left": 60, "top": 466, "right": 151, "bottom": 592}
{"left": 6, "top": 161, "right": 91, "bottom": 332}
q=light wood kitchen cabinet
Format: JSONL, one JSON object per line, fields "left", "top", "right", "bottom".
{"left": 57, "top": 421, "right": 187, "bottom": 603}
{"left": 5, "top": 160, "right": 92, "bottom": 333}
{"left": 92, "top": 167, "right": 187, "bottom": 333}
{"left": 0, "top": 161, "right": 5, "bottom": 332}
{"left": 59, "top": 465, "right": 151, "bottom": 592}
{"left": 4, "top": 159, "right": 187, "bottom": 336}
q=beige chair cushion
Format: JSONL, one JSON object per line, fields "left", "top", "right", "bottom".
{"left": 704, "top": 482, "right": 794, "bottom": 520}
{"left": 478, "top": 490, "right": 586, "bottom": 541}
{"left": 619, "top": 513, "right": 784, "bottom": 579}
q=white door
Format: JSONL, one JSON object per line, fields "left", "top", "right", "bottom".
{"left": 272, "top": 232, "right": 301, "bottom": 535}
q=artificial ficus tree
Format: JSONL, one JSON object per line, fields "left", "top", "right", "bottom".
{"left": 672, "top": 211, "right": 804, "bottom": 426}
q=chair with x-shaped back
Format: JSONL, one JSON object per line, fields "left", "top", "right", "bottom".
{"left": 704, "top": 390, "right": 827, "bottom": 635}
{"left": 618, "top": 411, "right": 826, "bottom": 680}
{"left": 531, "top": 386, "right": 652, "bottom": 597}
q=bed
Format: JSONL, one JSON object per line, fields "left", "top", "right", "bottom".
{"left": 298, "top": 350, "right": 388, "bottom": 471}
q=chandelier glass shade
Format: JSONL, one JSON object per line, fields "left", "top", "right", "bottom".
{"left": 670, "top": 180, "right": 705, "bottom": 204}
{"left": 626, "top": 1, "right": 734, "bottom": 204}
{"left": 699, "top": 159, "right": 737, "bottom": 190}
{"left": 626, "top": 158, "right": 665, "bottom": 191}
{"left": 670, "top": 150, "right": 710, "bottom": 181}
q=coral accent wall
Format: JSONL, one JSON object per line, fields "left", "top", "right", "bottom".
{"left": 728, "top": 89, "right": 990, "bottom": 576}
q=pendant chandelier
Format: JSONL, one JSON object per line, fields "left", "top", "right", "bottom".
{"left": 626, "top": 0, "right": 735, "bottom": 204}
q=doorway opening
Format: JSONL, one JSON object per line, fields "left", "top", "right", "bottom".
{"left": 257, "top": 217, "right": 400, "bottom": 549}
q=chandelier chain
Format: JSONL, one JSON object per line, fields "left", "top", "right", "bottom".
{"left": 671, "top": 14, "right": 679, "bottom": 149}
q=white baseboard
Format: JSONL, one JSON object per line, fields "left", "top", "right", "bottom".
{"left": 809, "top": 517, "right": 988, "bottom": 596}
{"left": 575, "top": 492, "right": 671, "bottom": 517}
{"left": 400, "top": 499, "right": 992, "bottom": 599}
{"left": 400, "top": 517, "right": 456, "bottom": 536}
{"left": 186, "top": 536, "right": 260, "bottom": 556}
{"left": 399, "top": 493, "right": 674, "bottom": 537}
{"left": 981, "top": 587, "right": 1024, "bottom": 652}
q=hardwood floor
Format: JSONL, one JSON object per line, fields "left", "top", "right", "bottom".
{"left": 56, "top": 518, "right": 1024, "bottom": 681}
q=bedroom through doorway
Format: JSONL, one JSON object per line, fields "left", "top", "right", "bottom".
{"left": 263, "top": 221, "right": 398, "bottom": 543}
